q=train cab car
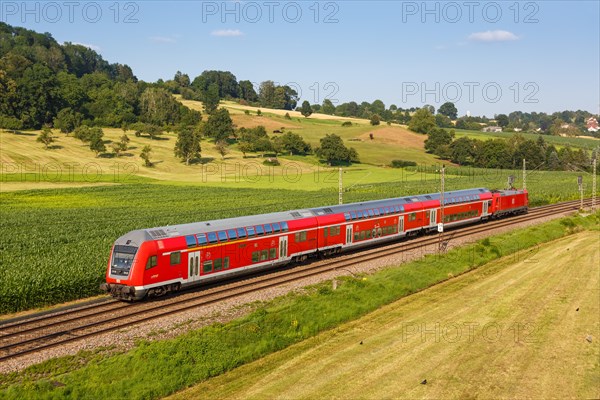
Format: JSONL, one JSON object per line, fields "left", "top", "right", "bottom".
{"left": 490, "top": 189, "right": 529, "bottom": 217}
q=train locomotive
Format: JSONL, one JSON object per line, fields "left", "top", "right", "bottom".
{"left": 101, "top": 187, "right": 528, "bottom": 301}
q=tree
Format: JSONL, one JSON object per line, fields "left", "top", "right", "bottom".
{"left": 214, "top": 140, "right": 229, "bottom": 160}
{"left": 53, "top": 107, "right": 82, "bottom": 134}
{"left": 300, "top": 101, "right": 313, "bottom": 118}
{"left": 315, "top": 134, "right": 359, "bottom": 165}
{"left": 238, "top": 126, "right": 272, "bottom": 155}
{"left": 36, "top": 127, "right": 54, "bottom": 149}
{"left": 322, "top": 99, "right": 336, "bottom": 115}
{"left": 424, "top": 128, "right": 455, "bottom": 155}
{"left": 449, "top": 137, "right": 477, "bottom": 165}
{"left": 435, "top": 114, "right": 453, "bottom": 128}
{"left": 140, "top": 145, "right": 153, "bottom": 167}
{"left": 203, "top": 83, "right": 220, "bottom": 114}
{"left": 495, "top": 114, "right": 509, "bottom": 128}
{"left": 370, "top": 114, "right": 381, "bottom": 126}
{"left": 174, "top": 127, "right": 202, "bottom": 165}
{"left": 408, "top": 108, "right": 436, "bottom": 134}
{"left": 202, "top": 108, "right": 234, "bottom": 142}
{"left": 438, "top": 102, "right": 458, "bottom": 120}
{"left": 274, "top": 132, "right": 311, "bottom": 155}
{"left": 89, "top": 132, "right": 106, "bottom": 157}
{"left": 423, "top": 104, "right": 435, "bottom": 114}
{"left": 238, "top": 80, "right": 258, "bottom": 102}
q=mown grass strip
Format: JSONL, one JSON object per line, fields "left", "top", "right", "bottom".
{"left": 1, "top": 212, "right": 598, "bottom": 399}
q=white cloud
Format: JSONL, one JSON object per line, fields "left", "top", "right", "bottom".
{"left": 211, "top": 29, "right": 244, "bottom": 37}
{"left": 468, "top": 30, "right": 519, "bottom": 42}
{"left": 150, "top": 36, "right": 177, "bottom": 44}
{"left": 69, "top": 42, "right": 101, "bottom": 51}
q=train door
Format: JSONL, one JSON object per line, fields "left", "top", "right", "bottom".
{"left": 279, "top": 236, "right": 289, "bottom": 261}
{"left": 429, "top": 209, "right": 437, "bottom": 227}
{"left": 483, "top": 201, "right": 489, "bottom": 217}
{"left": 346, "top": 225, "right": 353, "bottom": 245}
{"left": 187, "top": 251, "right": 200, "bottom": 282}
{"left": 398, "top": 215, "right": 405, "bottom": 234}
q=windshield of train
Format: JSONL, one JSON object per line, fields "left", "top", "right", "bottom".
{"left": 111, "top": 245, "right": 138, "bottom": 276}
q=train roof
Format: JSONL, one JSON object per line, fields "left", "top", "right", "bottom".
{"left": 118, "top": 188, "right": 491, "bottom": 243}
{"left": 309, "top": 188, "right": 490, "bottom": 215}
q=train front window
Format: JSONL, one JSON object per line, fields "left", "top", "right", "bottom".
{"left": 111, "top": 245, "right": 138, "bottom": 276}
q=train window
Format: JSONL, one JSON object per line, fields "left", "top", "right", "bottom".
{"left": 203, "top": 260, "right": 213, "bottom": 273}
{"left": 350, "top": 211, "right": 357, "bottom": 220}
{"left": 227, "top": 229, "right": 238, "bottom": 240}
{"left": 218, "top": 231, "right": 228, "bottom": 242}
{"left": 354, "top": 232, "right": 360, "bottom": 241}
{"left": 256, "top": 225, "right": 265, "bottom": 235}
{"left": 261, "top": 250, "right": 269, "bottom": 261}
{"left": 368, "top": 209, "right": 375, "bottom": 217}
{"left": 207, "top": 232, "right": 218, "bottom": 244}
{"left": 379, "top": 208, "right": 385, "bottom": 215}
{"left": 247, "top": 226, "right": 256, "bottom": 237}
{"left": 323, "top": 228, "right": 328, "bottom": 237}
{"left": 197, "top": 234, "right": 207, "bottom": 246}
{"left": 329, "top": 226, "right": 340, "bottom": 236}
{"left": 145, "top": 255, "right": 157, "bottom": 270}
{"left": 374, "top": 208, "right": 380, "bottom": 216}
{"left": 214, "top": 258, "right": 223, "bottom": 271}
{"left": 264, "top": 224, "right": 273, "bottom": 234}
{"left": 237, "top": 228, "right": 247, "bottom": 239}
{"left": 270, "top": 248, "right": 277, "bottom": 259}
{"left": 273, "top": 223, "right": 281, "bottom": 233}
{"left": 344, "top": 212, "right": 351, "bottom": 221}
{"left": 281, "top": 222, "right": 289, "bottom": 232}
{"left": 360, "top": 231, "right": 366, "bottom": 240}
{"left": 224, "top": 257, "right": 230, "bottom": 269}
{"left": 377, "top": 228, "right": 383, "bottom": 236}
{"left": 252, "top": 251, "right": 260, "bottom": 263}
{"left": 366, "top": 230, "right": 372, "bottom": 239}
{"left": 170, "top": 252, "right": 181, "bottom": 265}
{"left": 408, "top": 213, "right": 416, "bottom": 221}
{"left": 295, "top": 231, "right": 307, "bottom": 242}
{"left": 185, "top": 235, "right": 197, "bottom": 248}
{"left": 394, "top": 206, "right": 400, "bottom": 212}
{"left": 384, "top": 207, "right": 390, "bottom": 214}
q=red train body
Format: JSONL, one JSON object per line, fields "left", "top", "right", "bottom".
{"left": 101, "top": 188, "right": 528, "bottom": 300}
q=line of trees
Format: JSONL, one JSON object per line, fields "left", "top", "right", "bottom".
{"left": 425, "top": 128, "right": 597, "bottom": 172}
{"left": 0, "top": 22, "right": 200, "bottom": 131}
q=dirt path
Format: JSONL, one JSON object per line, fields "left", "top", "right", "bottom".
{"left": 170, "top": 232, "right": 600, "bottom": 399}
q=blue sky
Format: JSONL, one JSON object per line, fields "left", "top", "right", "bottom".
{"left": 3, "top": 1, "right": 599, "bottom": 117}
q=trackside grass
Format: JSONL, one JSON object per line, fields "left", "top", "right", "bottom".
{"left": 1, "top": 212, "right": 597, "bottom": 399}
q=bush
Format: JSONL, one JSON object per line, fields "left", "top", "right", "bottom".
{"left": 341, "top": 121, "right": 352, "bottom": 127}
{"left": 390, "top": 160, "right": 417, "bottom": 168}
{"left": 263, "top": 158, "right": 280, "bottom": 166}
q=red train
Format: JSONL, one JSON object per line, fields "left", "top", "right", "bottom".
{"left": 101, "top": 188, "right": 528, "bottom": 301}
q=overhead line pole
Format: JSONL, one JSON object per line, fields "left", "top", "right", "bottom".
{"left": 438, "top": 164, "right": 445, "bottom": 254}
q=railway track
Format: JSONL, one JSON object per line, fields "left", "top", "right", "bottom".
{"left": 0, "top": 198, "right": 595, "bottom": 365}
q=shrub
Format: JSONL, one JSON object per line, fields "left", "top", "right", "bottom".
{"left": 390, "top": 160, "right": 417, "bottom": 168}
{"left": 263, "top": 158, "right": 280, "bottom": 166}
{"left": 341, "top": 121, "right": 352, "bottom": 127}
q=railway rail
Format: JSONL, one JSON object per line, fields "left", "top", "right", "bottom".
{"left": 0, "top": 198, "right": 595, "bottom": 365}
